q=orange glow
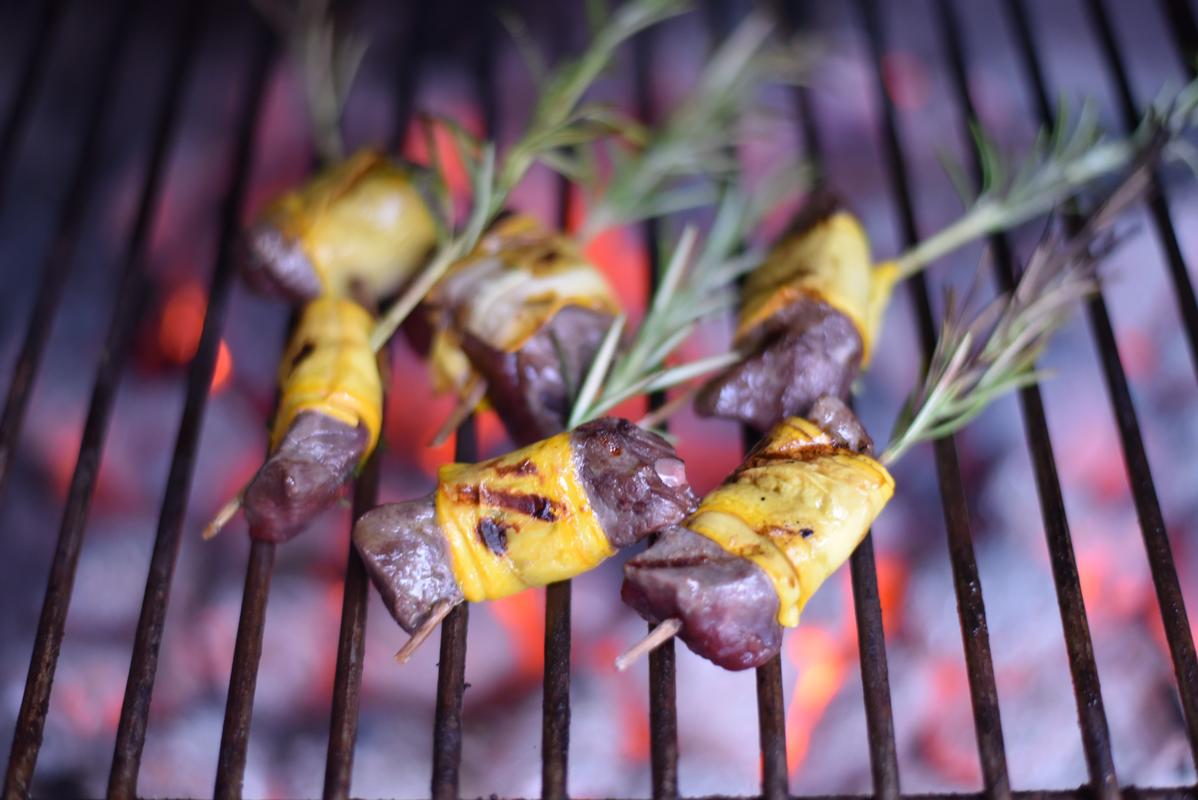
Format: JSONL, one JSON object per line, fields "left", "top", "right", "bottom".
{"left": 874, "top": 553, "right": 908, "bottom": 635}
{"left": 1076, "top": 548, "right": 1108, "bottom": 611}
{"left": 618, "top": 679, "right": 651, "bottom": 762}
{"left": 784, "top": 625, "right": 851, "bottom": 773}
{"left": 490, "top": 591, "right": 546, "bottom": 679}
{"left": 589, "top": 637, "right": 651, "bottom": 762}
{"left": 47, "top": 427, "right": 78, "bottom": 499}
{"left": 210, "top": 340, "right": 233, "bottom": 393}
{"left": 403, "top": 111, "right": 480, "bottom": 200}
{"left": 159, "top": 282, "right": 207, "bottom": 364}
{"left": 919, "top": 660, "right": 981, "bottom": 786}
{"left": 583, "top": 225, "right": 650, "bottom": 315}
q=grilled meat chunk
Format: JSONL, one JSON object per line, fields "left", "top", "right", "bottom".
{"left": 353, "top": 500, "right": 465, "bottom": 632}
{"left": 243, "top": 411, "right": 368, "bottom": 542}
{"left": 695, "top": 296, "right": 862, "bottom": 431}
{"left": 460, "top": 305, "right": 614, "bottom": 445}
{"left": 622, "top": 398, "right": 892, "bottom": 670}
{"left": 622, "top": 524, "right": 780, "bottom": 670}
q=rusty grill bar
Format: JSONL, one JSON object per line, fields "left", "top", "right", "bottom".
{"left": 2, "top": 0, "right": 1198, "bottom": 798}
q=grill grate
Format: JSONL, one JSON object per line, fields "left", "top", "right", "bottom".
{"left": 2, "top": 0, "right": 1197, "bottom": 798}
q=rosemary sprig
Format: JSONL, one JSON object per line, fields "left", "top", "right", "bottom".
{"left": 567, "top": 170, "right": 799, "bottom": 428}
{"left": 254, "top": 0, "right": 368, "bottom": 164}
{"left": 880, "top": 143, "right": 1158, "bottom": 466}
{"left": 368, "top": 0, "right": 687, "bottom": 352}
{"left": 573, "top": 12, "right": 814, "bottom": 241}
{"left": 892, "top": 76, "right": 1198, "bottom": 281}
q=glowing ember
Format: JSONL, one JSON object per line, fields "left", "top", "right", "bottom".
{"left": 209, "top": 340, "right": 233, "bottom": 393}
{"left": 489, "top": 590, "right": 546, "bottom": 679}
{"left": 874, "top": 553, "right": 909, "bottom": 635}
{"left": 785, "top": 625, "right": 852, "bottom": 775}
{"left": 158, "top": 282, "right": 207, "bottom": 364}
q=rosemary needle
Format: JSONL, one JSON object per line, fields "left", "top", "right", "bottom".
{"left": 369, "top": 0, "right": 689, "bottom": 353}
{"left": 880, "top": 139, "right": 1160, "bottom": 466}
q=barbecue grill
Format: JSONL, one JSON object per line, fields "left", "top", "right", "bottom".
{"left": 1, "top": 0, "right": 1197, "bottom": 798}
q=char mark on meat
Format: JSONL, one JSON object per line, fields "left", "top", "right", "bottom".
{"left": 243, "top": 410, "right": 367, "bottom": 542}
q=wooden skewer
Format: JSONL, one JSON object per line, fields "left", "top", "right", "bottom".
{"left": 614, "top": 617, "right": 683, "bottom": 672}
{"left": 429, "top": 379, "right": 487, "bottom": 447}
{"left": 202, "top": 491, "right": 245, "bottom": 540}
{"left": 394, "top": 599, "right": 457, "bottom": 663}
{"left": 636, "top": 385, "right": 699, "bottom": 431}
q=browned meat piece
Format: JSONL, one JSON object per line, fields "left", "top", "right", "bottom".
{"left": 242, "top": 411, "right": 368, "bottom": 543}
{"left": 354, "top": 500, "right": 465, "bottom": 632}
{"left": 694, "top": 295, "right": 862, "bottom": 432}
{"left": 622, "top": 524, "right": 781, "bottom": 670}
{"left": 460, "top": 305, "right": 615, "bottom": 445}
{"left": 807, "top": 395, "right": 873, "bottom": 454}
{"left": 572, "top": 417, "right": 696, "bottom": 547}
{"left": 241, "top": 221, "right": 324, "bottom": 304}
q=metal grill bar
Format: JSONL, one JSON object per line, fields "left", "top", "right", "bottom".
{"left": 0, "top": 0, "right": 63, "bottom": 201}
{"left": 1084, "top": 0, "right": 1198, "bottom": 380}
{"left": 323, "top": 450, "right": 381, "bottom": 800}
{"left": 857, "top": 1, "right": 1012, "bottom": 796}
{"left": 204, "top": 31, "right": 281, "bottom": 800}
{"left": 105, "top": 0, "right": 253, "bottom": 794}
{"left": 3, "top": 0, "right": 211, "bottom": 794}
{"left": 932, "top": 3, "right": 1121, "bottom": 798}
{"left": 0, "top": 0, "right": 138, "bottom": 504}
{"left": 1160, "top": 0, "right": 1198, "bottom": 76}
{"left": 541, "top": 23, "right": 577, "bottom": 800}
{"left": 785, "top": 6, "right": 902, "bottom": 789}
{"left": 544, "top": 180, "right": 581, "bottom": 800}
{"left": 429, "top": 16, "right": 502, "bottom": 800}
{"left": 214, "top": 538, "right": 276, "bottom": 800}
{"left": 323, "top": 13, "right": 430, "bottom": 799}
{"left": 1008, "top": 0, "right": 1198, "bottom": 772}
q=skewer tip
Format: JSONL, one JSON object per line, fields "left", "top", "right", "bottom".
{"left": 394, "top": 600, "right": 456, "bottom": 663}
{"left": 614, "top": 617, "right": 683, "bottom": 671}
{"left": 202, "top": 493, "right": 244, "bottom": 541}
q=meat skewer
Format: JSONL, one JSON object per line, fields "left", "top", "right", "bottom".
{"left": 619, "top": 155, "right": 1159, "bottom": 670}
{"left": 202, "top": 0, "right": 690, "bottom": 542}
{"left": 695, "top": 195, "right": 894, "bottom": 430}
{"left": 622, "top": 396, "right": 891, "bottom": 670}
{"left": 696, "top": 77, "right": 1198, "bottom": 430}
{"left": 352, "top": 417, "right": 696, "bottom": 655}
{"left": 204, "top": 296, "right": 383, "bottom": 542}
